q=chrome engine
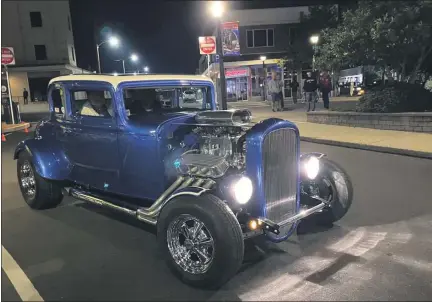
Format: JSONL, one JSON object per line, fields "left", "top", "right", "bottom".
{"left": 173, "top": 110, "right": 251, "bottom": 179}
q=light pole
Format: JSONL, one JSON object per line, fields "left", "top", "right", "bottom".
{"left": 115, "top": 53, "right": 138, "bottom": 74}
{"left": 114, "top": 59, "right": 126, "bottom": 74}
{"left": 143, "top": 66, "right": 149, "bottom": 74}
{"left": 309, "top": 35, "right": 319, "bottom": 71}
{"left": 96, "top": 36, "right": 119, "bottom": 74}
{"left": 210, "top": 1, "right": 227, "bottom": 110}
{"left": 260, "top": 56, "right": 267, "bottom": 101}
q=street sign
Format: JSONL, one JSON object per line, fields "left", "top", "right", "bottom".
{"left": 198, "top": 36, "right": 217, "bottom": 55}
{"left": 1, "top": 47, "right": 15, "bottom": 65}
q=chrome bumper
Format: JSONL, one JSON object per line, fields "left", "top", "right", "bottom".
{"left": 259, "top": 195, "right": 330, "bottom": 235}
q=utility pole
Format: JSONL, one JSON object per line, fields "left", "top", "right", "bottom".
{"left": 216, "top": 19, "right": 227, "bottom": 110}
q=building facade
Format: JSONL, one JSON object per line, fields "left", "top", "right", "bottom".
{"left": 1, "top": 0, "right": 90, "bottom": 104}
{"left": 199, "top": 6, "right": 312, "bottom": 102}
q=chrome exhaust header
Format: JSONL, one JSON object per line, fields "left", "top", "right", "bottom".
{"left": 68, "top": 175, "right": 214, "bottom": 226}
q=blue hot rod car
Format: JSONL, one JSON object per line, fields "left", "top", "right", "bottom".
{"left": 15, "top": 74, "right": 353, "bottom": 288}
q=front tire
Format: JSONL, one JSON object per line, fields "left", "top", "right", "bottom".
{"left": 316, "top": 158, "right": 353, "bottom": 224}
{"left": 17, "top": 151, "right": 63, "bottom": 209}
{"left": 157, "top": 194, "right": 244, "bottom": 289}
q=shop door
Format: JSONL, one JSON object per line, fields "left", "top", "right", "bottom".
{"left": 235, "top": 77, "right": 248, "bottom": 101}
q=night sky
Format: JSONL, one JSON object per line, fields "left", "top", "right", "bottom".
{"left": 69, "top": 0, "right": 335, "bottom": 74}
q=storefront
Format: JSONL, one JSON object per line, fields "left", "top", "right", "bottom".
{"left": 225, "top": 68, "right": 250, "bottom": 102}
{"left": 207, "top": 59, "right": 286, "bottom": 102}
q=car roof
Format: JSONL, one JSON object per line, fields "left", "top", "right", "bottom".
{"left": 49, "top": 74, "right": 214, "bottom": 89}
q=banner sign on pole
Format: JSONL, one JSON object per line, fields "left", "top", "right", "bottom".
{"left": 1, "top": 47, "right": 16, "bottom": 65}
{"left": 199, "top": 36, "right": 217, "bottom": 55}
{"left": 221, "top": 22, "right": 240, "bottom": 56}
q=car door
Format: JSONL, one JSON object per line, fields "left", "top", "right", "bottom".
{"left": 59, "top": 82, "right": 120, "bottom": 192}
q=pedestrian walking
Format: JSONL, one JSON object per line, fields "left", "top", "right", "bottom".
{"left": 289, "top": 77, "right": 299, "bottom": 104}
{"left": 303, "top": 71, "right": 318, "bottom": 112}
{"left": 319, "top": 70, "right": 332, "bottom": 109}
{"left": 23, "top": 88, "right": 29, "bottom": 105}
{"left": 268, "top": 71, "right": 283, "bottom": 112}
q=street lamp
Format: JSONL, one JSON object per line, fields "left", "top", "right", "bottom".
{"left": 210, "top": 1, "right": 227, "bottom": 110}
{"left": 260, "top": 56, "right": 267, "bottom": 101}
{"left": 114, "top": 54, "right": 139, "bottom": 74}
{"left": 143, "top": 66, "right": 149, "bottom": 73}
{"left": 96, "top": 36, "right": 120, "bottom": 74}
{"left": 210, "top": 1, "right": 224, "bottom": 18}
{"left": 130, "top": 54, "right": 139, "bottom": 62}
{"left": 309, "top": 35, "right": 319, "bottom": 71}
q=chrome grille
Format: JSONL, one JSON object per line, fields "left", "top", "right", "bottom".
{"left": 262, "top": 128, "right": 298, "bottom": 226}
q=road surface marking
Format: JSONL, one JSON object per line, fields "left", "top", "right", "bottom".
{"left": 2, "top": 245, "right": 44, "bottom": 301}
{"left": 239, "top": 228, "right": 387, "bottom": 301}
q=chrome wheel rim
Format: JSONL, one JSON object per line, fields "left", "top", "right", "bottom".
{"left": 19, "top": 161, "right": 36, "bottom": 199}
{"left": 167, "top": 214, "right": 215, "bottom": 275}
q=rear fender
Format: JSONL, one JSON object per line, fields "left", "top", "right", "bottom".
{"left": 14, "top": 139, "right": 72, "bottom": 180}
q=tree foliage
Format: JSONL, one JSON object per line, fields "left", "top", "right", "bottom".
{"left": 278, "top": 4, "right": 339, "bottom": 70}
{"left": 315, "top": 0, "right": 432, "bottom": 83}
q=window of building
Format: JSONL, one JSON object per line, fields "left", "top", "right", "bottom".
{"left": 30, "top": 12, "right": 42, "bottom": 27}
{"left": 246, "top": 29, "right": 274, "bottom": 48}
{"left": 34, "top": 45, "right": 47, "bottom": 60}
{"left": 71, "top": 46, "right": 75, "bottom": 61}
{"left": 67, "top": 15, "right": 71, "bottom": 31}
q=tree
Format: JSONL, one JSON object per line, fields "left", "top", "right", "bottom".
{"left": 278, "top": 4, "right": 340, "bottom": 70}
{"left": 315, "top": 0, "right": 432, "bottom": 83}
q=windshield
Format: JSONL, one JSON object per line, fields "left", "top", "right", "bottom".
{"left": 122, "top": 86, "right": 211, "bottom": 118}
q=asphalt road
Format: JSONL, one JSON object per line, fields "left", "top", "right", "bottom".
{"left": 2, "top": 131, "right": 432, "bottom": 301}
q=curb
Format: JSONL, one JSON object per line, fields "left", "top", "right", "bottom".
{"left": 300, "top": 136, "right": 432, "bottom": 160}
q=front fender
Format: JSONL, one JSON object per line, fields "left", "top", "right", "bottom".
{"left": 163, "top": 186, "right": 209, "bottom": 205}
{"left": 14, "top": 139, "right": 72, "bottom": 180}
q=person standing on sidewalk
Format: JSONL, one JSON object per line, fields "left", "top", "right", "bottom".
{"left": 268, "top": 71, "right": 283, "bottom": 112}
{"left": 319, "top": 70, "right": 332, "bottom": 109}
{"left": 303, "top": 71, "right": 318, "bottom": 112}
{"left": 23, "top": 88, "right": 29, "bottom": 105}
{"left": 289, "top": 77, "right": 299, "bottom": 104}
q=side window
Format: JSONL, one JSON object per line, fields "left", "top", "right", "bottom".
{"left": 71, "top": 89, "right": 113, "bottom": 118}
{"left": 51, "top": 86, "right": 65, "bottom": 118}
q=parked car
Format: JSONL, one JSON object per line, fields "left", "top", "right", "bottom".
{"left": 182, "top": 89, "right": 197, "bottom": 102}
{"left": 14, "top": 74, "right": 353, "bottom": 289}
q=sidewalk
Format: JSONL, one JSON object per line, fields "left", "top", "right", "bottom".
{"left": 252, "top": 110, "right": 432, "bottom": 159}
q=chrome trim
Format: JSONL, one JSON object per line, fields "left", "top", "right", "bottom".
{"left": 70, "top": 189, "right": 136, "bottom": 216}
{"left": 262, "top": 128, "right": 298, "bottom": 227}
{"left": 167, "top": 214, "right": 215, "bottom": 274}
{"left": 300, "top": 152, "right": 326, "bottom": 160}
{"left": 68, "top": 176, "right": 215, "bottom": 227}
{"left": 277, "top": 195, "right": 329, "bottom": 227}
{"left": 163, "top": 187, "right": 209, "bottom": 204}
{"left": 137, "top": 176, "right": 186, "bottom": 217}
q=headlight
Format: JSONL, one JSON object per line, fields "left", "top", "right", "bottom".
{"left": 233, "top": 176, "right": 253, "bottom": 204}
{"left": 304, "top": 156, "right": 320, "bottom": 179}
